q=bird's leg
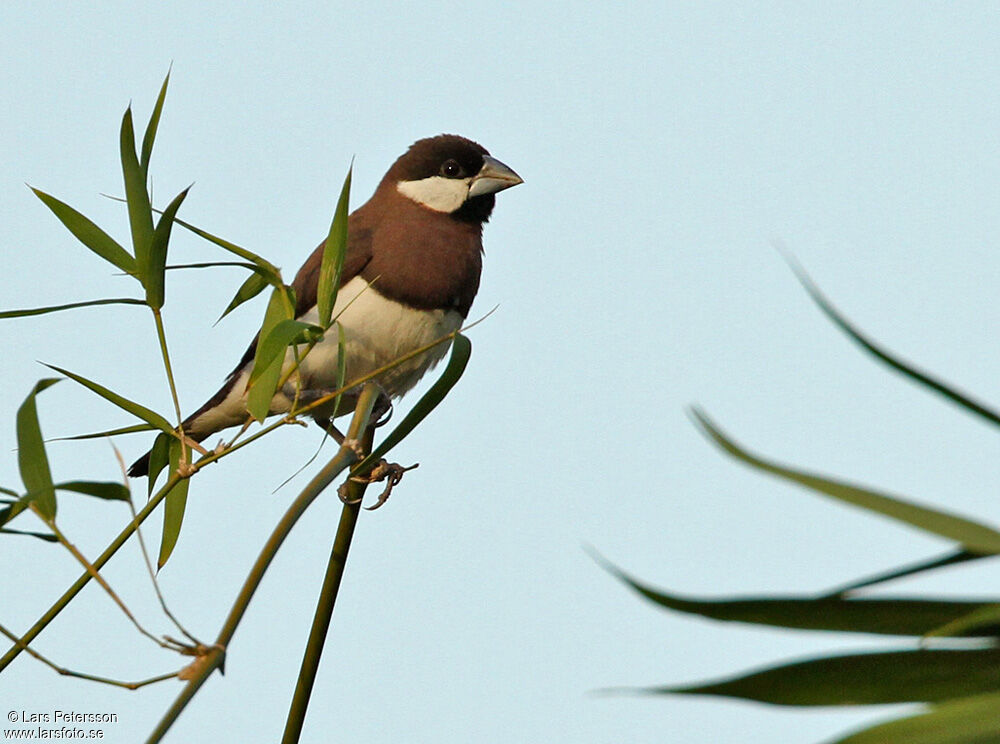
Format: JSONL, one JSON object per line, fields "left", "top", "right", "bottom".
{"left": 311, "top": 388, "right": 411, "bottom": 509}
{"left": 313, "top": 416, "right": 346, "bottom": 445}
{"left": 338, "top": 391, "right": 414, "bottom": 509}
{"left": 371, "top": 391, "right": 393, "bottom": 428}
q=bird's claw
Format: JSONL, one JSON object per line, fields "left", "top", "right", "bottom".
{"left": 337, "top": 480, "right": 364, "bottom": 505}
{"left": 336, "top": 459, "right": 418, "bottom": 509}
{"left": 364, "top": 460, "right": 418, "bottom": 510}
{"left": 372, "top": 396, "right": 393, "bottom": 429}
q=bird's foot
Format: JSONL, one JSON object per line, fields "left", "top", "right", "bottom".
{"left": 337, "top": 460, "right": 419, "bottom": 510}
{"left": 372, "top": 392, "right": 393, "bottom": 429}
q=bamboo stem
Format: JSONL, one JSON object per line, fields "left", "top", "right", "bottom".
{"left": 146, "top": 384, "right": 380, "bottom": 744}
{"left": 282, "top": 427, "right": 374, "bottom": 743}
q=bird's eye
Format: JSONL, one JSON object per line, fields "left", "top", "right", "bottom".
{"left": 440, "top": 159, "right": 464, "bottom": 178}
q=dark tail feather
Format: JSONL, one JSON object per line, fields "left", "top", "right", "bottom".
{"left": 127, "top": 451, "right": 152, "bottom": 478}
{"left": 127, "top": 430, "right": 208, "bottom": 478}
{"left": 126, "top": 369, "right": 247, "bottom": 479}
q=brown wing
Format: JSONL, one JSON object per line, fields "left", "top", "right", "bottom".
{"left": 228, "top": 211, "right": 375, "bottom": 375}
{"left": 127, "top": 212, "right": 376, "bottom": 477}
{"left": 289, "top": 228, "right": 373, "bottom": 318}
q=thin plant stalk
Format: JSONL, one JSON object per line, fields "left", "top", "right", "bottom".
{"left": 34, "top": 507, "right": 185, "bottom": 652}
{"left": 151, "top": 308, "right": 188, "bottom": 464}
{"left": 0, "top": 622, "right": 176, "bottom": 689}
{"left": 0, "top": 333, "right": 458, "bottom": 672}
{"left": 146, "top": 384, "right": 380, "bottom": 744}
{"left": 0, "top": 471, "right": 185, "bottom": 672}
{"left": 282, "top": 427, "right": 374, "bottom": 744}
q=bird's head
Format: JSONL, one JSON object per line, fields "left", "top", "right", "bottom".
{"left": 389, "top": 134, "right": 523, "bottom": 223}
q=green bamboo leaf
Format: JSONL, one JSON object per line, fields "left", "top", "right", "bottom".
{"left": 830, "top": 692, "right": 1000, "bottom": 744}
{"left": 791, "top": 260, "right": 1000, "bottom": 430}
{"left": 217, "top": 270, "right": 270, "bottom": 323}
{"left": 49, "top": 422, "right": 155, "bottom": 442}
{"left": 166, "top": 261, "right": 258, "bottom": 271}
{"left": 246, "top": 289, "right": 297, "bottom": 422}
{"left": 317, "top": 165, "right": 352, "bottom": 328}
{"left": 0, "top": 487, "right": 17, "bottom": 498}
{"left": 157, "top": 438, "right": 190, "bottom": 569}
{"left": 0, "top": 493, "right": 30, "bottom": 526}
{"left": 925, "top": 604, "right": 1000, "bottom": 640}
{"left": 120, "top": 106, "right": 154, "bottom": 282}
{"left": 145, "top": 187, "right": 190, "bottom": 309}
{"left": 248, "top": 319, "right": 321, "bottom": 386}
{"left": 43, "top": 363, "right": 174, "bottom": 435}
{"left": 821, "top": 549, "right": 986, "bottom": 597}
{"left": 56, "top": 481, "right": 130, "bottom": 503}
{"left": 173, "top": 217, "right": 282, "bottom": 286}
{"left": 30, "top": 188, "right": 137, "bottom": 275}
{"left": 356, "top": 333, "right": 472, "bottom": 472}
{"left": 16, "top": 379, "right": 61, "bottom": 521}
{"left": 692, "top": 408, "right": 1000, "bottom": 554}
{"left": 329, "top": 323, "right": 347, "bottom": 420}
{"left": 0, "top": 298, "right": 145, "bottom": 320}
{"left": 0, "top": 529, "right": 58, "bottom": 543}
{"left": 140, "top": 71, "right": 170, "bottom": 173}
{"left": 146, "top": 432, "right": 171, "bottom": 496}
{"left": 595, "top": 556, "right": 1000, "bottom": 637}
{"left": 658, "top": 648, "right": 1000, "bottom": 706}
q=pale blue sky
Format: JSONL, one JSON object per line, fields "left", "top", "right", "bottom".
{"left": 4, "top": 3, "right": 1000, "bottom": 742}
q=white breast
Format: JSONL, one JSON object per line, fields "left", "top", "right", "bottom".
{"left": 186, "top": 276, "right": 462, "bottom": 436}
{"left": 287, "top": 275, "right": 462, "bottom": 407}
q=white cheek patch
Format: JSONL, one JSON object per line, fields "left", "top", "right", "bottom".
{"left": 397, "top": 175, "right": 471, "bottom": 213}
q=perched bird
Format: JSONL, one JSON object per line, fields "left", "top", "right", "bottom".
{"left": 128, "top": 134, "right": 521, "bottom": 477}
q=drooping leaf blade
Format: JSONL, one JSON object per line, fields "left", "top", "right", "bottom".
{"left": 120, "top": 106, "right": 154, "bottom": 283}
{"left": 925, "top": 604, "right": 1000, "bottom": 640}
{"left": 356, "top": 333, "right": 471, "bottom": 471}
{"left": 0, "top": 298, "right": 145, "bottom": 319}
{"left": 0, "top": 493, "right": 30, "bottom": 526}
{"left": 145, "top": 187, "right": 190, "bottom": 309}
{"left": 658, "top": 647, "right": 1000, "bottom": 706}
{"left": 166, "top": 261, "right": 258, "bottom": 271}
{"left": 173, "top": 217, "right": 282, "bottom": 287}
{"left": 49, "top": 422, "right": 155, "bottom": 441}
{"left": 247, "top": 319, "right": 320, "bottom": 386}
{"left": 692, "top": 409, "right": 1000, "bottom": 554}
{"left": 317, "top": 165, "right": 352, "bottom": 328}
{"left": 791, "top": 260, "right": 1000, "bottom": 430}
{"left": 595, "top": 556, "right": 1000, "bottom": 637}
{"left": 30, "top": 188, "right": 137, "bottom": 275}
{"left": 157, "top": 437, "right": 190, "bottom": 569}
{"left": 830, "top": 692, "right": 1000, "bottom": 744}
{"left": 0, "top": 529, "right": 58, "bottom": 543}
{"left": 43, "top": 364, "right": 174, "bottom": 435}
{"left": 246, "top": 288, "right": 298, "bottom": 422}
{"left": 140, "top": 70, "right": 170, "bottom": 173}
{"left": 56, "top": 481, "right": 130, "bottom": 503}
{"left": 146, "top": 432, "right": 171, "bottom": 496}
{"left": 16, "top": 379, "right": 61, "bottom": 520}
{"left": 217, "top": 270, "right": 271, "bottom": 323}
{"left": 329, "top": 323, "right": 347, "bottom": 420}
{"left": 820, "top": 549, "right": 988, "bottom": 597}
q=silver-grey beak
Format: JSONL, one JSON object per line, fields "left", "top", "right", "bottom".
{"left": 468, "top": 155, "right": 523, "bottom": 197}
